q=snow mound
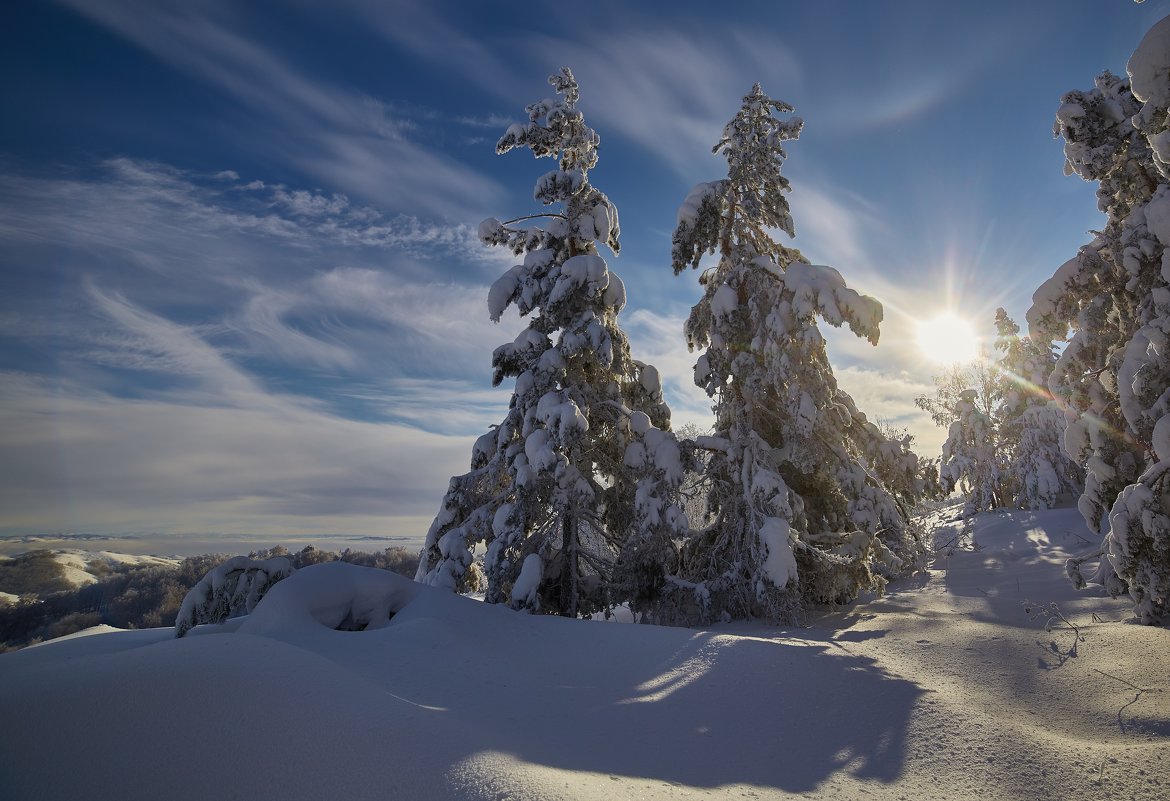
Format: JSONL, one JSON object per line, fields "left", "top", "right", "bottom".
{"left": 240, "top": 561, "right": 421, "bottom": 636}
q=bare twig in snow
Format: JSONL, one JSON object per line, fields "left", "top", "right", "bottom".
{"left": 1093, "top": 668, "right": 1160, "bottom": 733}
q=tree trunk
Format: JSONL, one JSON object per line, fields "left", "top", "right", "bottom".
{"left": 561, "top": 513, "right": 579, "bottom": 617}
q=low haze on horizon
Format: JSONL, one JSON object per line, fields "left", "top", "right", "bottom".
{"left": 2, "top": 0, "right": 1167, "bottom": 551}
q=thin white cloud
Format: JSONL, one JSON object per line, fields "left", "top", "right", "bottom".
{"left": 0, "top": 159, "right": 519, "bottom": 391}
{"left": 356, "top": 1, "right": 520, "bottom": 97}
{"left": 834, "top": 365, "right": 944, "bottom": 458}
{"left": 341, "top": 377, "right": 511, "bottom": 435}
{"left": 231, "top": 282, "right": 360, "bottom": 372}
{"left": 355, "top": 3, "right": 805, "bottom": 179}
{"left": 0, "top": 160, "right": 509, "bottom": 272}
{"left": 228, "top": 266, "right": 524, "bottom": 380}
{"left": 453, "top": 114, "right": 513, "bottom": 130}
{"left": 622, "top": 307, "right": 715, "bottom": 430}
{"left": 0, "top": 371, "right": 467, "bottom": 544}
{"left": 83, "top": 284, "right": 258, "bottom": 401}
{"left": 530, "top": 28, "right": 804, "bottom": 178}
{"left": 56, "top": 0, "right": 502, "bottom": 219}
{"left": 309, "top": 267, "right": 507, "bottom": 340}
{"left": 272, "top": 187, "right": 353, "bottom": 218}
{"left": 787, "top": 179, "right": 892, "bottom": 277}
{"left": 0, "top": 275, "right": 491, "bottom": 540}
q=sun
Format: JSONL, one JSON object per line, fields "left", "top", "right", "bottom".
{"left": 916, "top": 313, "right": 979, "bottom": 364}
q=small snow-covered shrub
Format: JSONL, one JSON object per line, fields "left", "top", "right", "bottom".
{"left": 939, "top": 388, "right": 1004, "bottom": 515}
{"left": 238, "top": 561, "right": 420, "bottom": 637}
{"left": 174, "top": 556, "right": 294, "bottom": 638}
{"left": 1104, "top": 463, "right": 1170, "bottom": 623}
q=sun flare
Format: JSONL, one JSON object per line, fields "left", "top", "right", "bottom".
{"left": 916, "top": 313, "right": 979, "bottom": 364}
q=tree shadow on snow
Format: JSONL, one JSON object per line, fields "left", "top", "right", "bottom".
{"left": 940, "top": 511, "right": 1110, "bottom": 629}
{"left": 280, "top": 574, "right": 926, "bottom": 794}
{"left": 474, "top": 626, "right": 923, "bottom": 793}
{"left": 106, "top": 567, "right": 926, "bottom": 797}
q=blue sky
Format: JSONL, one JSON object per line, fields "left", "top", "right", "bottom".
{"left": 1, "top": 0, "right": 1166, "bottom": 552}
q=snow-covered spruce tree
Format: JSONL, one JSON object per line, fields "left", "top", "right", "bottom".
{"left": 174, "top": 555, "right": 294, "bottom": 638}
{"left": 837, "top": 392, "right": 942, "bottom": 510}
{"left": 1030, "top": 17, "right": 1170, "bottom": 622}
{"left": 938, "top": 386, "right": 1005, "bottom": 515}
{"left": 415, "top": 68, "right": 688, "bottom": 618}
{"left": 919, "top": 310, "right": 1081, "bottom": 515}
{"left": 993, "top": 309, "right": 1082, "bottom": 510}
{"left": 914, "top": 360, "right": 999, "bottom": 430}
{"left": 666, "top": 84, "right": 924, "bottom": 624}
{"left": 917, "top": 353, "right": 1012, "bottom": 515}
{"left": 1030, "top": 71, "right": 1153, "bottom": 536}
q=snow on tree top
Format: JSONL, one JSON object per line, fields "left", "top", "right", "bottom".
{"left": 1055, "top": 102, "right": 1086, "bottom": 124}
{"left": 1128, "top": 14, "right": 1170, "bottom": 107}
{"left": 1026, "top": 256, "right": 1081, "bottom": 341}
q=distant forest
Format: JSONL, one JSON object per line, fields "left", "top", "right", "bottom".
{"left": 0, "top": 545, "right": 418, "bottom": 652}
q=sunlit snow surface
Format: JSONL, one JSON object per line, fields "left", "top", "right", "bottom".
{"left": 1, "top": 506, "right": 1167, "bottom": 801}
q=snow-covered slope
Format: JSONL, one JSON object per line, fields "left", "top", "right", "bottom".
{"left": 0, "top": 507, "right": 1165, "bottom": 800}
{"left": 0, "top": 549, "right": 180, "bottom": 595}
{"left": 51, "top": 550, "right": 179, "bottom": 586}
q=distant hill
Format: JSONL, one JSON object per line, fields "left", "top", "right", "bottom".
{"left": 0, "top": 544, "right": 417, "bottom": 650}
{"left": 0, "top": 549, "right": 180, "bottom": 600}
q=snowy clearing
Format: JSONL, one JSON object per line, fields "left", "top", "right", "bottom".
{"left": 0, "top": 506, "right": 1165, "bottom": 801}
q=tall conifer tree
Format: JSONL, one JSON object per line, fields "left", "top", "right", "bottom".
{"left": 1031, "top": 17, "right": 1170, "bottom": 622}
{"left": 668, "top": 85, "right": 925, "bottom": 623}
{"left": 417, "top": 69, "right": 686, "bottom": 618}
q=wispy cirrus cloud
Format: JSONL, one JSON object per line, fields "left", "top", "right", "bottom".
{"left": 355, "top": 0, "right": 521, "bottom": 99}
{"left": 0, "top": 272, "right": 497, "bottom": 540}
{"left": 55, "top": 0, "right": 503, "bottom": 219}
{"left": 84, "top": 282, "right": 258, "bottom": 400}
{"left": 787, "top": 178, "right": 893, "bottom": 279}
{"left": 833, "top": 365, "right": 943, "bottom": 458}
{"left": 529, "top": 28, "right": 804, "bottom": 178}
{"left": 230, "top": 265, "right": 523, "bottom": 382}
{"left": 621, "top": 306, "right": 713, "bottom": 430}
{"left": 0, "top": 155, "right": 520, "bottom": 407}
{"left": 354, "top": 1, "right": 804, "bottom": 178}
{"left": 0, "top": 159, "right": 510, "bottom": 280}
{"left": 2, "top": 161, "right": 510, "bottom": 415}
{"left": 0, "top": 369, "right": 468, "bottom": 544}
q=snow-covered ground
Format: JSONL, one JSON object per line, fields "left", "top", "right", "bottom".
{"left": 0, "top": 506, "right": 1165, "bottom": 800}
